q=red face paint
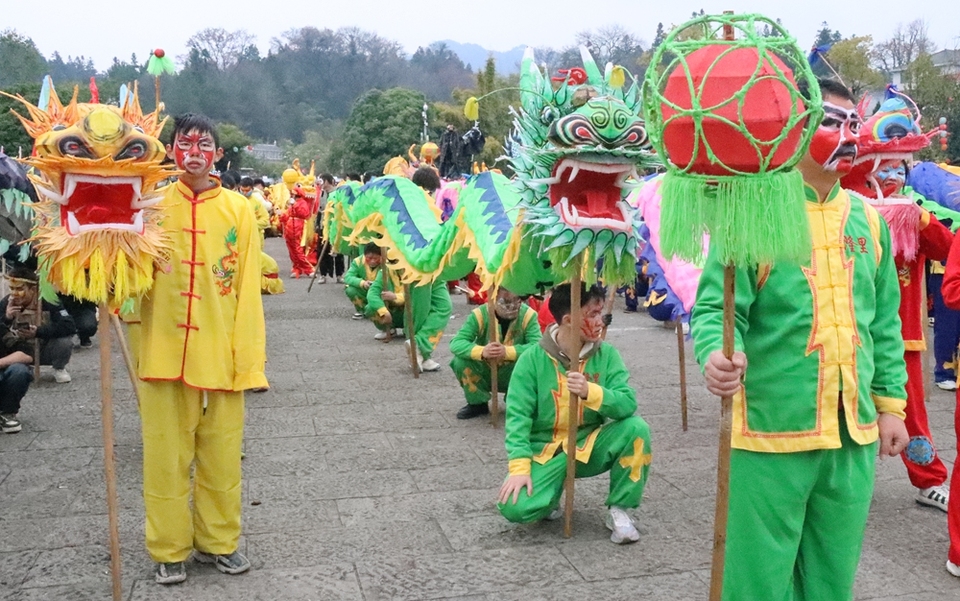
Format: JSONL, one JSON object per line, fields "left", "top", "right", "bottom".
{"left": 173, "top": 131, "right": 217, "bottom": 174}
{"left": 579, "top": 300, "right": 605, "bottom": 342}
{"left": 810, "top": 101, "right": 862, "bottom": 173}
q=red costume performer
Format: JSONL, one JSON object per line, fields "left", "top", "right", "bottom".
{"left": 280, "top": 189, "right": 314, "bottom": 278}
{"left": 841, "top": 88, "right": 953, "bottom": 509}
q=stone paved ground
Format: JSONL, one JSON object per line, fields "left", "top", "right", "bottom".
{"left": 1, "top": 236, "right": 959, "bottom": 600}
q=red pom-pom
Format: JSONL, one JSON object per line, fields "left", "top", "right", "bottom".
{"left": 153, "top": 49, "right": 165, "bottom": 58}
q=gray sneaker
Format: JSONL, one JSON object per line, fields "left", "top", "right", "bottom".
{"left": 155, "top": 561, "right": 186, "bottom": 585}
{"left": 605, "top": 506, "right": 640, "bottom": 544}
{"left": 0, "top": 413, "right": 21, "bottom": 434}
{"left": 194, "top": 550, "right": 251, "bottom": 575}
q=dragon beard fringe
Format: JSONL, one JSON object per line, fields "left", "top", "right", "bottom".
{"left": 30, "top": 204, "right": 170, "bottom": 309}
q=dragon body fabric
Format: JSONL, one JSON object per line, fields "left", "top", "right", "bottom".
{"left": 0, "top": 151, "right": 37, "bottom": 261}
{"left": 327, "top": 48, "right": 658, "bottom": 294}
{"left": 3, "top": 84, "right": 175, "bottom": 308}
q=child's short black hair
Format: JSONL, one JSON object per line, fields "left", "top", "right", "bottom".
{"left": 319, "top": 173, "right": 335, "bottom": 185}
{"left": 412, "top": 167, "right": 441, "bottom": 193}
{"left": 253, "top": 178, "right": 264, "bottom": 187}
{"left": 548, "top": 282, "right": 605, "bottom": 324}
{"left": 240, "top": 176, "right": 254, "bottom": 187}
{"left": 7, "top": 265, "right": 38, "bottom": 284}
{"left": 363, "top": 242, "right": 380, "bottom": 256}
{"left": 170, "top": 113, "right": 220, "bottom": 148}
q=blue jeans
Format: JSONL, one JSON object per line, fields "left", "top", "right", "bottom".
{"left": 0, "top": 363, "right": 33, "bottom": 414}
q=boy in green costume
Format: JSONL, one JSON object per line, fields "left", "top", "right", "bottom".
{"left": 448, "top": 287, "right": 541, "bottom": 419}
{"left": 497, "top": 283, "right": 651, "bottom": 544}
{"left": 366, "top": 265, "right": 404, "bottom": 341}
{"left": 344, "top": 242, "right": 381, "bottom": 319}
{"left": 691, "top": 79, "right": 909, "bottom": 601}
{"left": 405, "top": 279, "right": 452, "bottom": 372}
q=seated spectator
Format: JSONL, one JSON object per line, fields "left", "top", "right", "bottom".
{"left": 1, "top": 266, "right": 77, "bottom": 383}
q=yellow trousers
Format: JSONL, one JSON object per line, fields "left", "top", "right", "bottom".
{"left": 138, "top": 380, "right": 244, "bottom": 563}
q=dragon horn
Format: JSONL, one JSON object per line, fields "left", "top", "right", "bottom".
{"left": 579, "top": 47, "right": 604, "bottom": 87}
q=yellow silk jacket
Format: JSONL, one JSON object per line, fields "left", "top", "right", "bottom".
{"left": 138, "top": 179, "right": 268, "bottom": 391}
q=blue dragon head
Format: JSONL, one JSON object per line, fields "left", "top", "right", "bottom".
{"left": 511, "top": 47, "right": 661, "bottom": 283}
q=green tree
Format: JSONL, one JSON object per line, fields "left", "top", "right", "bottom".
{"left": 814, "top": 22, "right": 843, "bottom": 47}
{"left": 215, "top": 122, "right": 253, "bottom": 171}
{"left": 0, "top": 30, "right": 46, "bottom": 87}
{"left": 826, "top": 36, "right": 884, "bottom": 96}
{"left": 0, "top": 82, "right": 41, "bottom": 154}
{"left": 328, "top": 88, "right": 426, "bottom": 173}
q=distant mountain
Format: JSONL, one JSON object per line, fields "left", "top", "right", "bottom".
{"left": 432, "top": 40, "right": 526, "bottom": 74}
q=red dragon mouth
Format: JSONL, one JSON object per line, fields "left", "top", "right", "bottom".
{"left": 46, "top": 174, "right": 158, "bottom": 236}
{"left": 543, "top": 159, "right": 639, "bottom": 232}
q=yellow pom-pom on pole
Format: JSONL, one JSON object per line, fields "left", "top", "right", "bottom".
{"left": 464, "top": 97, "right": 480, "bottom": 121}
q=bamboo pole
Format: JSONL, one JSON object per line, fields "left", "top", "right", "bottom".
{"left": 487, "top": 290, "right": 500, "bottom": 426}
{"left": 98, "top": 305, "right": 123, "bottom": 601}
{"left": 32, "top": 292, "right": 40, "bottom": 379}
{"left": 600, "top": 285, "right": 616, "bottom": 340}
{"left": 708, "top": 264, "right": 737, "bottom": 601}
{"left": 677, "top": 318, "right": 688, "bottom": 432}
{"left": 404, "top": 284, "right": 420, "bottom": 379}
{"left": 109, "top": 314, "right": 140, "bottom": 406}
{"left": 378, "top": 247, "right": 392, "bottom": 342}
{"left": 306, "top": 239, "right": 330, "bottom": 293}
{"left": 563, "top": 259, "right": 584, "bottom": 538}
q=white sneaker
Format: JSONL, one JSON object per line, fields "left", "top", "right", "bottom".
{"left": 947, "top": 560, "right": 960, "bottom": 577}
{"left": 374, "top": 331, "right": 389, "bottom": 340}
{"left": 352, "top": 312, "right": 364, "bottom": 320}
{"left": 917, "top": 484, "right": 950, "bottom": 512}
{"left": 53, "top": 369, "right": 72, "bottom": 383}
{"left": 937, "top": 380, "right": 957, "bottom": 391}
{"left": 604, "top": 506, "right": 640, "bottom": 544}
{"left": 421, "top": 358, "right": 441, "bottom": 372}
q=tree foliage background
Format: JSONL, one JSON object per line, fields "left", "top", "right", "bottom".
{"left": 2, "top": 18, "right": 960, "bottom": 171}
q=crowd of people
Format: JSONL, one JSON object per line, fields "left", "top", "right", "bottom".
{"left": 5, "top": 74, "right": 960, "bottom": 600}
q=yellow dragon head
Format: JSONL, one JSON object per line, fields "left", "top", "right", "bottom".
{"left": 3, "top": 82, "right": 175, "bottom": 308}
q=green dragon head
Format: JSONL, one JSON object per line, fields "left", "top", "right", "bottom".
{"left": 511, "top": 47, "right": 661, "bottom": 283}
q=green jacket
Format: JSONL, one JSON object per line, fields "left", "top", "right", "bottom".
{"left": 504, "top": 327, "right": 637, "bottom": 476}
{"left": 365, "top": 269, "right": 404, "bottom": 318}
{"left": 344, "top": 256, "right": 378, "bottom": 289}
{"left": 691, "top": 183, "right": 907, "bottom": 453}
{"left": 449, "top": 304, "right": 541, "bottom": 363}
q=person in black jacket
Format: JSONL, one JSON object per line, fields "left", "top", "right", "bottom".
{"left": 1, "top": 266, "right": 77, "bottom": 383}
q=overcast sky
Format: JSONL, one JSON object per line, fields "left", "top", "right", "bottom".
{"left": 4, "top": 0, "right": 959, "bottom": 71}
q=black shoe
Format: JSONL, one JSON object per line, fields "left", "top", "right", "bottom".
{"left": 456, "top": 404, "right": 490, "bottom": 420}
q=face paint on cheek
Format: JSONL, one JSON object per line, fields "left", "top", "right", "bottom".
{"left": 809, "top": 128, "right": 841, "bottom": 168}
{"left": 580, "top": 316, "right": 604, "bottom": 341}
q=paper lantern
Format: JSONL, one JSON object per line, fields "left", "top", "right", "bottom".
{"left": 643, "top": 13, "right": 822, "bottom": 266}
{"left": 661, "top": 45, "right": 805, "bottom": 176}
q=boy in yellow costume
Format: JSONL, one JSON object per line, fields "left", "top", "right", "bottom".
{"left": 138, "top": 114, "right": 267, "bottom": 585}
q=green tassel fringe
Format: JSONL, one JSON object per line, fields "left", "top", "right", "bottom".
{"left": 659, "top": 170, "right": 810, "bottom": 267}
{"left": 547, "top": 246, "right": 639, "bottom": 289}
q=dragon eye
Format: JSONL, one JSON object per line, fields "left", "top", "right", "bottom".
{"left": 540, "top": 106, "right": 557, "bottom": 125}
{"left": 58, "top": 136, "right": 94, "bottom": 158}
{"left": 116, "top": 140, "right": 148, "bottom": 160}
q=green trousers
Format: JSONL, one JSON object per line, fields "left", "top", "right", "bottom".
{"left": 723, "top": 424, "right": 877, "bottom": 601}
{"left": 498, "top": 416, "right": 651, "bottom": 523}
{"left": 407, "top": 282, "right": 452, "bottom": 360}
{"left": 370, "top": 307, "right": 404, "bottom": 332}
{"left": 345, "top": 284, "right": 367, "bottom": 311}
{"left": 450, "top": 356, "right": 514, "bottom": 405}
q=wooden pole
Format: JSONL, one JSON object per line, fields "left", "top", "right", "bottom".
{"left": 98, "top": 305, "right": 123, "bottom": 601}
{"left": 404, "top": 284, "right": 420, "bottom": 378}
{"left": 109, "top": 314, "right": 140, "bottom": 406}
{"left": 563, "top": 258, "right": 584, "bottom": 538}
{"left": 306, "top": 239, "right": 330, "bottom": 293}
{"left": 32, "top": 292, "right": 40, "bottom": 379}
{"left": 708, "top": 263, "right": 736, "bottom": 601}
{"left": 487, "top": 290, "right": 500, "bottom": 426}
{"left": 600, "top": 285, "right": 616, "bottom": 340}
{"left": 378, "top": 247, "right": 392, "bottom": 342}
{"left": 921, "top": 269, "right": 931, "bottom": 401}
{"left": 677, "top": 318, "right": 688, "bottom": 432}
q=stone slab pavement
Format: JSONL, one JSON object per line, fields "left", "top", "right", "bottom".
{"left": 1, "top": 236, "right": 958, "bottom": 600}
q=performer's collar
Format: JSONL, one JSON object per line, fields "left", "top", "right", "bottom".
{"left": 804, "top": 181, "right": 842, "bottom": 204}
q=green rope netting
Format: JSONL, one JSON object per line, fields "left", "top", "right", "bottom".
{"left": 642, "top": 13, "right": 823, "bottom": 266}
